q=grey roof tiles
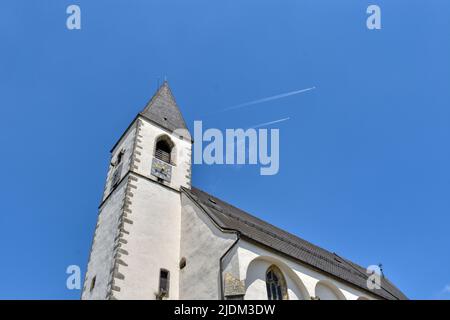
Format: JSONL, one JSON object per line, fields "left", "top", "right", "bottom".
{"left": 183, "top": 186, "right": 407, "bottom": 300}
{"left": 140, "top": 82, "right": 189, "bottom": 138}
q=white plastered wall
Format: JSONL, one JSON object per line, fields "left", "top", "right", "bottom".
{"left": 82, "top": 123, "right": 137, "bottom": 300}
{"left": 111, "top": 115, "right": 191, "bottom": 299}
{"left": 84, "top": 113, "right": 192, "bottom": 300}
{"left": 237, "top": 240, "right": 376, "bottom": 300}
{"left": 179, "top": 193, "right": 238, "bottom": 299}
{"left": 112, "top": 175, "right": 182, "bottom": 299}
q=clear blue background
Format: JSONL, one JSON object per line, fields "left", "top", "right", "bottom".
{"left": 0, "top": 0, "right": 449, "bottom": 299}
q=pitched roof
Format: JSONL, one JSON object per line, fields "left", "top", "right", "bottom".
{"left": 182, "top": 186, "right": 407, "bottom": 300}
{"left": 140, "top": 82, "right": 189, "bottom": 138}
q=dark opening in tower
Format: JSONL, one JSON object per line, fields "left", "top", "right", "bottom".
{"left": 155, "top": 139, "right": 172, "bottom": 164}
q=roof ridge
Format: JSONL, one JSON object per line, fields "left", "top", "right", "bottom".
{"left": 186, "top": 186, "right": 407, "bottom": 300}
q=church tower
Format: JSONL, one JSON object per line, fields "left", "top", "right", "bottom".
{"left": 82, "top": 82, "right": 192, "bottom": 300}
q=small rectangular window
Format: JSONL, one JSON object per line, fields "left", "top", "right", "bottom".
{"left": 158, "top": 269, "right": 170, "bottom": 298}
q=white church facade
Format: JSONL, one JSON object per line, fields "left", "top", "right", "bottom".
{"left": 82, "top": 83, "right": 406, "bottom": 300}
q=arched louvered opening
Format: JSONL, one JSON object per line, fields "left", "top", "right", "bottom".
{"left": 155, "top": 136, "right": 174, "bottom": 164}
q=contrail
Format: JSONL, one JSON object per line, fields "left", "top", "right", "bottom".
{"left": 221, "top": 86, "right": 315, "bottom": 112}
{"left": 250, "top": 117, "right": 290, "bottom": 129}
{"left": 226, "top": 117, "right": 291, "bottom": 149}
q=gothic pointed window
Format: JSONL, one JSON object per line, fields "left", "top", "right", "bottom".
{"left": 266, "top": 265, "right": 288, "bottom": 300}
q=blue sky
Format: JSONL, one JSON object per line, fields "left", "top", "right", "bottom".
{"left": 0, "top": 0, "right": 449, "bottom": 299}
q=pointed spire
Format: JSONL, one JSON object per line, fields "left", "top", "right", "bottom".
{"left": 140, "top": 81, "right": 189, "bottom": 137}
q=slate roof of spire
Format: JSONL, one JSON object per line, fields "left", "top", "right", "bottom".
{"left": 182, "top": 186, "right": 408, "bottom": 300}
{"left": 140, "top": 82, "right": 189, "bottom": 138}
